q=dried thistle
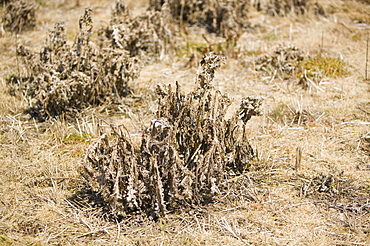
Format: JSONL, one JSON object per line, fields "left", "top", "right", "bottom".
{"left": 10, "top": 8, "right": 142, "bottom": 121}
{"left": 82, "top": 53, "right": 261, "bottom": 219}
{"left": 98, "top": 0, "right": 177, "bottom": 61}
{"left": 149, "top": 0, "right": 249, "bottom": 38}
{"left": 239, "top": 96, "right": 263, "bottom": 123}
{"left": 254, "top": 0, "right": 325, "bottom": 16}
{"left": 2, "top": 0, "right": 37, "bottom": 33}
{"left": 197, "top": 52, "right": 226, "bottom": 89}
{"left": 256, "top": 44, "right": 305, "bottom": 76}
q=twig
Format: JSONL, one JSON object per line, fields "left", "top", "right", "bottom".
{"left": 47, "top": 227, "right": 70, "bottom": 243}
{"left": 282, "top": 202, "right": 316, "bottom": 211}
{"left": 269, "top": 69, "right": 277, "bottom": 83}
{"left": 358, "top": 106, "right": 370, "bottom": 115}
{"left": 320, "top": 30, "right": 324, "bottom": 54}
{"left": 221, "top": 205, "right": 246, "bottom": 212}
{"left": 215, "top": 217, "right": 243, "bottom": 241}
{"left": 75, "top": 225, "right": 115, "bottom": 238}
{"left": 335, "top": 241, "right": 368, "bottom": 246}
{"left": 303, "top": 71, "right": 325, "bottom": 92}
{"left": 40, "top": 177, "right": 85, "bottom": 184}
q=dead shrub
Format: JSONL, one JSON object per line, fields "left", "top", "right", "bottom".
{"left": 2, "top": 0, "right": 37, "bottom": 32}
{"left": 255, "top": 44, "right": 305, "bottom": 77}
{"left": 98, "top": 1, "right": 177, "bottom": 62}
{"left": 9, "top": 8, "right": 142, "bottom": 121}
{"left": 82, "top": 53, "right": 263, "bottom": 219}
{"left": 149, "top": 0, "right": 248, "bottom": 41}
{"left": 253, "top": 0, "right": 325, "bottom": 16}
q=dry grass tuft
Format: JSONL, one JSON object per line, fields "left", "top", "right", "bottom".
{"left": 298, "top": 55, "right": 348, "bottom": 78}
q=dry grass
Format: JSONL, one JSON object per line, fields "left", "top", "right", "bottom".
{"left": 0, "top": 0, "right": 370, "bottom": 245}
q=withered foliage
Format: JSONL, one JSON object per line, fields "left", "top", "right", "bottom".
{"left": 82, "top": 53, "right": 263, "bottom": 219}
{"left": 149, "top": 0, "right": 249, "bottom": 39}
{"left": 294, "top": 174, "right": 370, "bottom": 216}
{"left": 98, "top": 1, "right": 177, "bottom": 62}
{"left": 253, "top": 0, "right": 325, "bottom": 16}
{"left": 2, "top": 0, "right": 37, "bottom": 32}
{"left": 10, "top": 8, "right": 142, "bottom": 121}
{"left": 256, "top": 44, "right": 305, "bottom": 76}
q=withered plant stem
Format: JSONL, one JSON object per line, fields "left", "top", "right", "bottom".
{"left": 295, "top": 146, "right": 302, "bottom": 171}
{"left": 320, "top": 30, "right": 324, "bottom": 55}
{"left": 366, "top": 32, "right": 369, "bottom": 81}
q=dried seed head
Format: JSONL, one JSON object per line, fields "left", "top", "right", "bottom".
{"left": 148, "top": 118, "right": 173, "bottom": 141}
{"left": 239, "top": 96, "right": 263, "bottom": 123}
{"left": 49, "top": 21, "right": 66, "bottom": 50}
{"left": 197, "top": 52, "right": 226, "bottom": 89}
{"left": 79, "top": 7, "right": 93, "bottom": 37}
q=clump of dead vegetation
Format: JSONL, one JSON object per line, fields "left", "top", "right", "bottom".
{"left": 98, "top": 1, "right": 177, "bottom": 62}
{"left": 294, "top": 173, "right": 370, "bottom": 222}
{"left": 254, "top": 0, "right": 325, "bottom": 16}
{"left": 82, "top": 53, "right": 262, "bottom": 219}
{"left": 149, "top": 0, "right": 249, "bottom": 38}
{"left": 254, "top": 44, "right": 347, "bottom": 91}
{"left": 1, "top": 0, "right": 37, "bottom": 32}
{"left": 255, "top": 44, "right": 305, "bottom": 77}
{"left": 9, "top": 8, "right": 142, "bottom": 121}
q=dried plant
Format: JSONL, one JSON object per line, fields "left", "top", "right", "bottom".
{"left": 239, "top": 97, "right": 264, "bottom": 123}
{"left": 253, "top": 0, "right": 325, "bottom": 16}
{"left": 255, "top": 44, "right": 305, "bottom": 77}
{"left": 149, "top": 0, "right": 248, "bottom": 43}
{"left": 98, "top": 1, "right": 177, "bottom": 62}
{"left": 294, "top": 173, "right": 370, "bottom": 215}
{"left": 9, "top": 8, "right": 142, "bottom": 121}
{"left": 82, "top": 53, "right": 262, "bottom": 219}
{"left": 255, "top": 44, "right": 348, "bottom": 91}
{"left": 2, "top": 0, "right": 37, "bottom": 33}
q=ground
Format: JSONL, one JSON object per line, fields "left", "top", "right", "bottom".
{"left": 0, "top": 0, "right": 369, "bottom": 245}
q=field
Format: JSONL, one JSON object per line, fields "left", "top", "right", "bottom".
{"left": 0, "top": 0, "right": 369, "bottom": 245}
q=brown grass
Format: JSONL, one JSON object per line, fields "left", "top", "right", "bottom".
{"left": 0, "top": 0, "right": 370, "bottom": 245}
